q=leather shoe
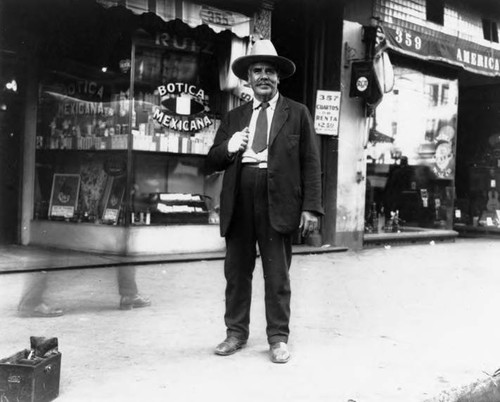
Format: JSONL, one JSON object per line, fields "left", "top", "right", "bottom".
{"left": 269, "top": 342, "right": 290, "bottom": 363}
{"left": 120, "top": 294, "right": 151, "bottom": 310}
{"left": 214, "top": 336, "right": 247, "bottom": 356}
{"left": 18, "top": 303, "right": 64, "bottom": 318}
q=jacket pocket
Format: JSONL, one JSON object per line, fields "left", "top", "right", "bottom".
{"left": 287, "top": 134, "right": 300, "bottom": 152}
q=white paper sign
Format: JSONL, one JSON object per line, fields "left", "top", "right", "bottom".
{"left": 314, "top": 90, "right": 341, "bottom": 136}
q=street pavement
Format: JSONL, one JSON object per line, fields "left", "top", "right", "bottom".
{"left": 1, "top": 238, "right": 500, "bottom": 402}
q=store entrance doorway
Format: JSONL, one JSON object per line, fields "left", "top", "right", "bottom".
{"left": 0, "top": 52, "right": 23, "bottom": 244}
{"left": 454, "top": 70, "right": 500, "bottom": 233}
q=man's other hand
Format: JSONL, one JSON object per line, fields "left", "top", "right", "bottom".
{"left": 299, "top": 211, "right": 319, "bottom": 238}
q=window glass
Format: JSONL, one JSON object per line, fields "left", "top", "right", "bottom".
{"left": 130, "top": 35, "right": 228, "bottom": 225}
{"left": 34, "top": 65, "right": 130, "bottom": 224}
{"left": 426, "top": 0, "right": 444, "bottom": 25}
{"left": 482, "top": 19, "right": 499, "bottom": 43}
{"left": 365, "top": 66, "right": 458, "bottom": 231}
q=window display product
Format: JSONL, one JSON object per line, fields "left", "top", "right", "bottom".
{"left": 148, "top": 193, "right": 209, "bottom": 224}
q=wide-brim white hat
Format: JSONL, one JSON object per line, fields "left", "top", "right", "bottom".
{"left": 232, "top": 39, "right": 296, "bottom": 81}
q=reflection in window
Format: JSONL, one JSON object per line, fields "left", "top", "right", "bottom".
{"left": 367, "top": 66, "right": 458, "bottom": 175}
{"left": 364, "top": 66, "right": 459, "bottom": 232}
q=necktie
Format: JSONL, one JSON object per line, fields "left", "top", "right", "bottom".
{"left": 252, "top": 102, "right": 269, "bottom": 153}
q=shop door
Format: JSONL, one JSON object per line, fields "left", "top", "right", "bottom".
{"left": 0, "top": 55, "right": 23, "bottom": 244}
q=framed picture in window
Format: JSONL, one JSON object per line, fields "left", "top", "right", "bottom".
{"left": 49, "top": 173, "right": 81, "bottom": 219}
{"left": 101, "top": 175, "right": 126, "bottom": 224}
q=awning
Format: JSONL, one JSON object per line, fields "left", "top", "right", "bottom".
{"left": 96, "top": 0, "right": 252, "bottom": 38}
{"left": 382, "top": 17, "right": 500, "bottom": 77}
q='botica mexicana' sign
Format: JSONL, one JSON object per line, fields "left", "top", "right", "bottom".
{"left": 153, "top": 83, "right": 213, "bottom": 132}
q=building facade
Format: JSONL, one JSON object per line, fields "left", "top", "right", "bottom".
{"left": 1, "top": 0, "right": 499, "bottom": 254}
{"left": 0, "top": 0, "right": 273, "bottom": 254}
{"left": 343, "top": 0, "right": 500, "bottom": 247}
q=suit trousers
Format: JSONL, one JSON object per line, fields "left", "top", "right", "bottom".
{"left": 117, "top": 266, "right": 139, "bottom": 297}
{"left": 224, "top": 165, "right": 292, "bottom": 344}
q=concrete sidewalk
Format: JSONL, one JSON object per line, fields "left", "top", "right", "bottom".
{"left": 0, "top": 238, "right": 499, "bottom": 401}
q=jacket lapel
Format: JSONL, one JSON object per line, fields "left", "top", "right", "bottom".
{"left": 269, "top": 95, "right": 289, "bottom": 147}
{"left": 234, "top": 103, "right": 253, "bottom": 165}
{"left": 240, "top": 102, "right": 253, "bottom": 129}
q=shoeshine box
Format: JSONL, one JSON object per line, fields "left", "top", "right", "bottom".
{"left": 0, "top": 350, "right": 61, "bottom": 402}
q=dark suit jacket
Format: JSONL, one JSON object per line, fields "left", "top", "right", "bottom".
{"left": 206, "top": 95, "right": 324, "bottom": 236}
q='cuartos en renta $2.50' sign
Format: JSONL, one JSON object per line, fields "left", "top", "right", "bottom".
{"left": 153, "top": 83, "right": 213, "bottom": 132}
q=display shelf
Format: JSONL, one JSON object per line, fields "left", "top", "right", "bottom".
{"left": 36, "top": 148, "right": 127, "bottom": 154}
{"left": 131, "top": 149, "right": 208, "bottom": 157}
{"left": 36, "top": 147, "right": 209, "bottom": 157}
{"left": 36, "top": 125, "right": 218, "bottom": 154}
{"left": 454, "top": 223, "right": 500, "bottom": 237}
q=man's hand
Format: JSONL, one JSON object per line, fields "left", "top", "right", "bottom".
{"left": 299, "top": 211, "right": 319, "bottom": 238}
{"left": 227, "top": 127, "right": 250, "bottom": 154}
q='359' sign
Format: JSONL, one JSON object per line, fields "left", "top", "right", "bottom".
{"left": 393, "top": 27, "right": 423, "bottom": 52}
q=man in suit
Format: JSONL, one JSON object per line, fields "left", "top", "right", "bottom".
{"left": 206, "top": 40, "right": 323, "bottom": 363}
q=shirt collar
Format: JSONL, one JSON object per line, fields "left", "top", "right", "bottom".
{"left": 253, "top": 92, "right": 279, "bottom": 110}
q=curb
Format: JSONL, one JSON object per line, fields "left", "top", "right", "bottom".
{"left": 0, "top": 244, "right": 348, "bottom": 274}
{"left": 425, "top": 374, "right": 500, "bottom": 402}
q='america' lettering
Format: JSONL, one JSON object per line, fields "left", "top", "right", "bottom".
{"left": 456, "top": 48, "right": 500, "bottom": 72}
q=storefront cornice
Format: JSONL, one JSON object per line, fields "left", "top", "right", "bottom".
{"left": 1, "top": 0, "right": 250, "bottom": 72}
{"left": 96, "top": 0, "right": 253, "bottom": 38}
{"left": 189, "top": 0, "right": 269, "bottom": 15}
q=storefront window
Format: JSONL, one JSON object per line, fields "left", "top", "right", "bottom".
{"left": 34, "top": 65, "right": 130, "bottom": 224}
{"left": 33, "top": 26, "right": 238, "bottom": 228}
{"left": 365, "top": 66, "right": 458, "bottom": 232}
{"left": 130, "top": 31, "right": 228, "bottom": 226}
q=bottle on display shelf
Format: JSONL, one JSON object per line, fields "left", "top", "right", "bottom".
{"left": 371, "top": 202, "right": 378, "bottom": 233}
{"left": 132, "top": 110, "right": 137, "bottom": 128}
{"left": 117, "top": 209, "right": 124, "bottom": 226}
{"left": 377, "top": 207, "right": 386, "bottom": 233}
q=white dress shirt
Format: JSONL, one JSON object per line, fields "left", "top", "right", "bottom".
{"left": 241, "top": 92, "right": 280, "bottom": 167}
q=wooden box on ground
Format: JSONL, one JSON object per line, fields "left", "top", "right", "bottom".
{"left": 0, "top": 350, "right": 61, "bottom": 402}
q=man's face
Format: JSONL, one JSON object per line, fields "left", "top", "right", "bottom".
{"left": 247, "top": 62, "right": 280, "bottom": 102}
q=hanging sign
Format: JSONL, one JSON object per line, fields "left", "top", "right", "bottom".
{"left": 153, "top": 82, "right": 213, "bottom": 133}
{"left": 314, "top": 90, "right": 341, "bottom": 136}
{"left": 200, "top": 6, "right": 250, "bottom": 28}
{"left": 232, "top": 84, "right": 253, "bottom": 102}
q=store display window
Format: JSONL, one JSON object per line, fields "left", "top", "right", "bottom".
{"left": 34, "top": 63, "right": 129, "bottom": 224}
{"left": 33, "top": 25, "right": 240, "bottom": 228}
{"left": 129, "top": 33, "right": 227, "bottom": 226}
{"left": 365, "top": 65, "right": 458, "bottom": 232}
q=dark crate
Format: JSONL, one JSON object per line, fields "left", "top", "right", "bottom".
{"left": 0, "top": 350, "right": 61, "bottom": 402}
